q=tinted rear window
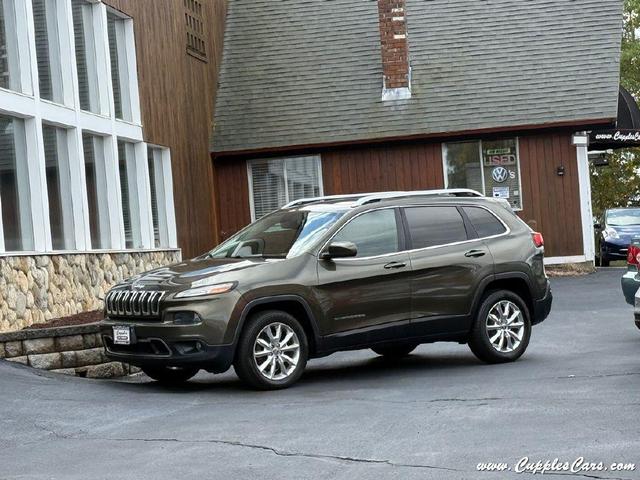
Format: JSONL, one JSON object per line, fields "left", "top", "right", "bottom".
{"left": 463, "top": 207, "right": 506, "bottom": 238}
{"left": 404, "top": 206, "right": 467, "bottom": 249}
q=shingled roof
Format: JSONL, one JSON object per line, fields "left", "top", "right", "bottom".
{"left": 211, "top": 0, "right": 623, "bottom": 154}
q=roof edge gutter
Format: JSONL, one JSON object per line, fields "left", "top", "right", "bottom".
{"left": 211, "top": 117, "right": 617, "bottom": 160}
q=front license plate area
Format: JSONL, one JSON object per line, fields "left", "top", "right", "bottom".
{"left": 113, "top": 326, "right": 134, "bottom": 345}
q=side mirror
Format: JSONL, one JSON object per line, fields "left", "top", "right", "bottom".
{"left": 594, "top": 223, "right": 602, "bottom": 230}
{"left": 320, "top": 241, "right": 358, "bottom": 260}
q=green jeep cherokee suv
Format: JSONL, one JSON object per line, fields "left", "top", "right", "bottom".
{"left": 100, "top": 189, "right": 552, "bottom": 389}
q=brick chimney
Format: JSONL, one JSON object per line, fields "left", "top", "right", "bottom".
{"left": 377, "top": 0, "right": 411, "bottom": 101}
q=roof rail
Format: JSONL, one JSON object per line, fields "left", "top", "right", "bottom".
{"left": 354, "top": 189, "right": 483, "bottom": 206}
{"left": 282, "top": 193, "right": 376, "bottom": 208}
{"left": 283, "top": 189, "right": 483, "bottom": 209}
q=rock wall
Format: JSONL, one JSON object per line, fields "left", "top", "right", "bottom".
{"left": 0, "top": 323, "right": 137, "bottom": 378}
{"left": 0, "top": 250, "right": 181, "bottom": 333}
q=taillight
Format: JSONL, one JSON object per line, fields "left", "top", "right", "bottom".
{"left": 532, "top": 232, "right": 544, "bottom": 248}
{"left": 627, "top": 244, "right": 640, "bottom": 266}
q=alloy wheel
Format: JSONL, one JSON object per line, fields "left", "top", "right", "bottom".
{"left": 485, "top": 300, "right": 525, "bottom": 353}
{"left": 253, "top": 322, "right": 301, "bottom": 381}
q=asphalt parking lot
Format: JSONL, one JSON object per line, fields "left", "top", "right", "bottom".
{"left": 1, "top": 268, "right": 639, "bottom": 480}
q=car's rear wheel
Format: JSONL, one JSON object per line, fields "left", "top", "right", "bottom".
{"left": 468, "top": 290, "right": 531, "bottom": 364}
{"left": 234, "top": 310, "right": 308, "bottom": 390}
{"left": 371, "top": 343, "right": 418, "bottom": 359}
{"left": 141, "top": 366, "right": 199, "bottom": 384}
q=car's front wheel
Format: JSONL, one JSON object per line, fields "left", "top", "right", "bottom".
{"left": 468, "top": 290, "right": 531, "bottom": 364}
{"left": 234, "top": 310, "right": 308, "bottom": 390}
{"left": 141, "top": 366, "right": 199, "bottom": 384}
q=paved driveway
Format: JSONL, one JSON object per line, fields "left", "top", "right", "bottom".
{"left": 1, "top": 268, "right": 639, "bottom": 480}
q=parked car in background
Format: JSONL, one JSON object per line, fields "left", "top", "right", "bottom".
{"left": 100, "top": 190, "right": 552, "bottom": 390}
{"left": 595, "top": 208, "right": 640, "bottom": 266}
{"left": 621, "top": 241, "right": 640, "bottom": 333}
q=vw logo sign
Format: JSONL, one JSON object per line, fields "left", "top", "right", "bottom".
{"left": 492, "top": 167, "right": 509, "bottom": 183}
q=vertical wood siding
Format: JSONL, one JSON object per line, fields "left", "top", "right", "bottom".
{"left": 321, "top": 143, "right": 444, "bottom": 194}
{"left": 103, "top": 0, "right": 227, "bottom": 258}
{"left": 518, "top": 132, "right": 583, "bottom": 257}
{"left": 214, "top": 132, "right": 583, "bottom": 258}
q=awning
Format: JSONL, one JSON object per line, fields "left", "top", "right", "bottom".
{"left": 589, "top": 86, "right": 640, "bottom": 149}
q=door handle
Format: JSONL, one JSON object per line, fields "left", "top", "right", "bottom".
{"left": 465, "top": 249, "right": 486, "bottom": 258}
{"left": 384, "top": 261, "right": 407, "bottom": 270}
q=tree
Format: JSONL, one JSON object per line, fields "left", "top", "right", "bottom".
{"left": 590, "top": 0, "right": 640, "bottom": 218}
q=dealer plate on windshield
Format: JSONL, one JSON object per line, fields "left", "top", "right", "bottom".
{"left": 113, "top": 326, "right": 132, "bottom": 345}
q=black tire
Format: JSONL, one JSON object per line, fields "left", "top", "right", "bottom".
{"left": 600, "top": 253, "right": 610, "bottom": 267}
{"left": 141, "top": 366, "right": 199, "bottom": 384}
{"left": 468, "top": 290, "right": 532, "bottom": 364}
{"left": 371, "top": 343, "right": 418, "bottom": 359}
{"left": 233, "top": 310, "right": 308, "bottom": 390}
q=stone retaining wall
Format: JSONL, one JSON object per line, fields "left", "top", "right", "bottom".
{"left": 0, "top": 323, "right": 135, "bottom": 378}
{"left": 0, "top": 250, "right": 181, "bottom": 333}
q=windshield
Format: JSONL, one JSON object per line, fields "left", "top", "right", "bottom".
{"left": 607, "top": 209, "right": 640, "bottom": 227}
{"left": 206, "top": 207, "right": 347, "bottom": 259}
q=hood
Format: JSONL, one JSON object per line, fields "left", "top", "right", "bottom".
{"left": 124, "top": 257, "right": 280, "bottom": 289}
{"left": 607, "top": 224, "right": 640, "bottom": 240}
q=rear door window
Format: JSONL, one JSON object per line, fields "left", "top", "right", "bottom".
{"left": 462, "top": 207, "right": 507, "bottom": 238}
{"left": 331, "top": 209, "right": 399, "bottom": 257}
{"left": 404, "top": 206, "right": 468, "bottom": 249}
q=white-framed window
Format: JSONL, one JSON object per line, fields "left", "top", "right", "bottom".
{"left": 0, "top": 0, "right": 176, "bottom": 255}
{"left": 0, "top": 114, "right": 34, "bottom": 251}
{"left": 43, "top": 123, "right": 75, "bottom": 249}
{"left": 247, "top": 155, "right": 323, "bottom": 221}
{"left": 32, "top": 0, "right": 63, "bottom": 103}
{"left": 1, "top": 0, "right": 32, "bottom": 94}
{"left": 107, "top": 9, "right": 134, "bottom": 121}
{"left": 443, "top": 138, "right": 523, "bottom": 211}
{"left": 147, "top": 145, "right": 176, "bottom": 248}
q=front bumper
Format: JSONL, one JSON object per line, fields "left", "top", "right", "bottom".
{"left": 99, "top": 320, "right": 235, "bottom": 373}
{"left": 602, "top": 239, "right": 629, "bottom": 259}
{"left": 532, "top": 282, "right": 552, "bottom": 325}
{"left": 621, "top": 269, "right": 640, "bottom": 306}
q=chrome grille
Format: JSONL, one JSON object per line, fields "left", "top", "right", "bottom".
{"left": 105, "top": 290, "right": 165, "bottom": 317}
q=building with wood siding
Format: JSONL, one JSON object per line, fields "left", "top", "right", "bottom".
{"left": 211, "top": 0, "right": 624, "bottom": 265}
{"left": 0, "top": 0, "right": 226, "bottom": 331}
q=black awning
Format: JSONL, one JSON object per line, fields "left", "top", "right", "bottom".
{"left": 589, "top": 86, "right": 640, "bottom": 149}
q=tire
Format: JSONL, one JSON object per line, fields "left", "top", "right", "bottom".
{"left": 371, "top": 343, "right": 418, "bottom": 359}
{"left": 233, "top": 310, "right": 308, "bottom": 390}
{"left": 468, "top": 290, "right": 532, "bottom": 364}
{"left": 600, "top": 253, "right": 610, "bottom": 267}
{"left": 141, "top": 366, "right": 199, "bottom": 384}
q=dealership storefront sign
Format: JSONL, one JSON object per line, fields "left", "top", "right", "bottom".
{"left": 589, "top": 129, "right": 640, "bottom": 149}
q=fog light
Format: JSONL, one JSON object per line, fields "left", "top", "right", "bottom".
{"left": 171, "top": 312, "right": 202, "bottom": 325}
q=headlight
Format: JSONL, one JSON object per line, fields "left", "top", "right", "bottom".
{"left": 174, "top": 282, "right": 236, "bottom": 299}
{"left": 603, "top": 227, "right": 619, "bottom": 239}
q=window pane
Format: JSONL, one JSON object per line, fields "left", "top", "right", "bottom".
{"left": 0, "top": 0, "right": 21, "bottom": 92}
{"left": 0, "top": 115, "right": 33, "bottom": 251}
{"left": 249, "top": 156, "right": 322, "bottom": 220}
{"left": 147, "top": 147, "right": 161, "bottom": 247}
{"left": 444, "top": 141, "right": 483, "bottom": 193}
{"left": 481, "top": 138, "right": 522, "bottom": 210}
{"left": 32, "top": 0, "right": 62, "bottom": 102}
{"left": 82, "top": 132, "right": 106, "bottom": 248}
{"left": 462, "top": 206, "right": 506, "bottom": 238}
{"left": 405, "top": 206, "right": 467, "bottom": 249}
{"left": 72, "top": 0, "right": 97, "bottom": 112}
{"left": 286, "top": 156, "right": 320, "bottom": 201}
{"left": 43, "top": 125, "right": 74, "bottom": 249}
{"left": 107, "top": 11, "right": 123, "bottom": 119}
{"left": 250, "top": 159, "right": 286, "bottom": 219}
{"left": 118, "top": 140, "right": 134, "bottom": 248}
{"left": 332, "top": 209, "right": 398, "bottom": 258}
